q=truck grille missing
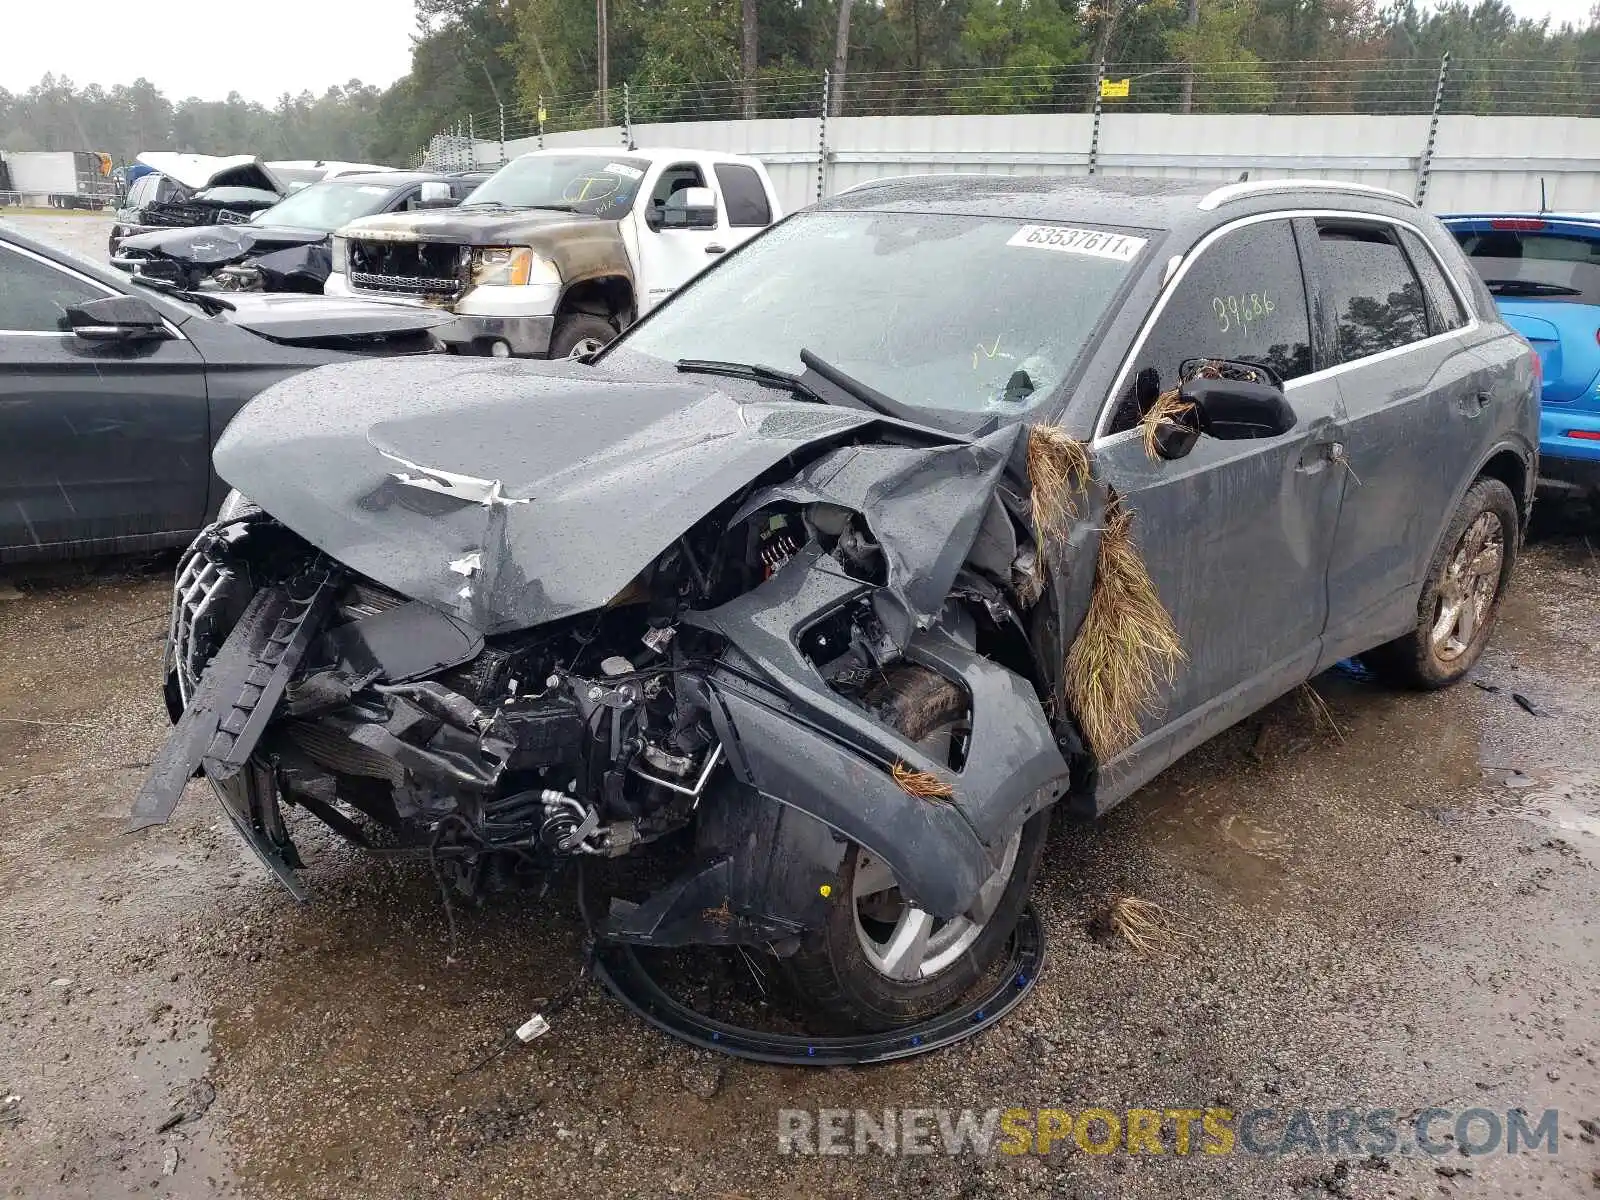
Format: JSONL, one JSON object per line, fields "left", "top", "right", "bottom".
{"left": 348, "top": 239, "right": 466, "bottom": 300}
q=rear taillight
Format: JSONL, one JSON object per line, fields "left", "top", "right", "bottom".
{"left": 1491, "top": 218, "right": 1546, "bottom": 231}
{"left": 1532, "top": 353, "right": 1543, "bottom": 391}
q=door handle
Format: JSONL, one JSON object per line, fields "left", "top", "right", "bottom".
{"left": 705, "top": 244, "right": 726, "bottom": 255}
{"left": 1460, "top": 391, "right": 1492, "bottom": 417}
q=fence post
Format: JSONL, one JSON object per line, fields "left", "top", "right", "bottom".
{"left": 468, "top": 114, "right": 476, "bottom": 167}
{"left": 622, "top": 82, "right": 633, "bottom": 149}
{"left": 538, "top": 95, "right": 546, "bottom": 151}
{"left": 1415, "top": 52, "right": 1450, "bottom": 207}
{"left": 1088, "top": 60, "right": 1105, "bottom": 176}
{"left": 498, "top": 102, "right": 506, "bottom": 165}
{"left": 817, "top": 71, "right": 831, "bottom": 202}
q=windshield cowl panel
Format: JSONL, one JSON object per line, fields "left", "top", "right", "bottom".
{"left": 614, "top": 209, "right": 1153, "bottom": 419}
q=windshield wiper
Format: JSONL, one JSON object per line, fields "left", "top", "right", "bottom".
{"left": 1484, "top": 278, "right": 1583, "bottom": 297}
{"left": 799, "top": 348, "right": 924, "bottom": 423}
{"left": 676, "top": 358, "right": 826, "bottom": 403}
{"left": 129, "top": 275, "right": 235, "bottom": 315}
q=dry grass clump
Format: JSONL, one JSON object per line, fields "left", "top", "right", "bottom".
{"left": 1103, "top": 895, "right": 1191, "bottom": 956}
{"left": 1139, "top": 385, "right": 1199, "bottom": 460}
{"left": 1026, "top": 425, "right": 1091, "bottom": 550}
{"left": 1063, "top": 498, "right": 1183, "bottom": 762}
{"left": 1297, "top": 682, "right": 1345, "bottom": 743}
{"left": 891, "top": 762, "right": 954, "bottom": 800}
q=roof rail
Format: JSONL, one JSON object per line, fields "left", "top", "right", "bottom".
{"left": 1197, "top": 179, "right": 1417, "bottom": 211}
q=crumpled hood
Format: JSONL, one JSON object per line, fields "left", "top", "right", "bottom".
{"left": 120, "top": 223, "right": 323, "bottom": 266}
{"left": 218, "top": 294, "right": 452, "bottom": 341}
{"left": 212, "top": 357, "right": 893, "bottom": 633}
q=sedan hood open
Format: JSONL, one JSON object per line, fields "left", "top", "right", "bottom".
{"left": 137, "top": 152, "right": 283, "bottom": 194}
{"left": 212, "top": 357, "right": 901, "bottom": 633}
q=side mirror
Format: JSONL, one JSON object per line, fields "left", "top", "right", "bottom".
{"left": 662, "top": 185, "right": 718, "bottom": 230}
{"left": 64, "top": 295, "right": 172, "bottom": 342}
{"left": 416, "top": 181, "right": 457, "bottom": 209}
{"left": 1181, "top": 376, "right": 1296, "bottom": 442}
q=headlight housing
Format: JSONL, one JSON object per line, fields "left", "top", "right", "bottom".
{"left": 330, "top": 235, "right": 349, "bottom": 274}
{"left": 471, "top": 246, "right": 559, "bottom": 288}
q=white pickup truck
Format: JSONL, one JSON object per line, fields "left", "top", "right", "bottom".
{"left": 325, "top": 146, "right": 782, "bottom": 358}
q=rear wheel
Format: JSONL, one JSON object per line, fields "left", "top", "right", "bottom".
{"left": 548, "top": 312, "right": 617, "bottom": 359}
{"left": 782, "top": 665, "right": 1050, "bottom": 1031}
{"left": 1363, "top": 476, "right": 1518, "bottom": 689}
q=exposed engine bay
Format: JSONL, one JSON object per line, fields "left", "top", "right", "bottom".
{"left": 131, "top": 354, "right": 1114, "bottom": 1033}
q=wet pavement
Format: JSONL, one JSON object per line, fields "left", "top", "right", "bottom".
{"left": 1, "top": 214, "right": 1597, "bottom": 1199}
{"left": 2, "top": 513, "right": 1595, "bottom": 1200}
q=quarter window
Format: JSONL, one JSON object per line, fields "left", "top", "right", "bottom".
{"left": 1316, "top": 223, "right": 1431, "bottom": 364}
{"left": 1108, "top": 218, "right": 1312, "bottom": 433}
{"left": 0, "top": 244, "right": 107, "bottom": 332}
{"left": 713, "top": 163, "right": 772, "bottom": 227}
{"left": 1399, "top": 228, "right": 1466, "bottom": 333}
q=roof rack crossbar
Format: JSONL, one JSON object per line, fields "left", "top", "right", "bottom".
{"left": 1197, "top": 179, "right": 1416, "bottom": 211}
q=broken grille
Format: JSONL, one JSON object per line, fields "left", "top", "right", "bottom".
{"left": 348, "top": 239, "right": 466, "bottom": 300}
{"left": 349, "top": 270, "right": 460, "bottom": 298}
{"left": 169, "top": 545, "right": 237, "bottom": 707}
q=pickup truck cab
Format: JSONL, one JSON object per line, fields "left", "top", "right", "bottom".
{"left": 325, "top": 146, "right": 781, "bottom": 358}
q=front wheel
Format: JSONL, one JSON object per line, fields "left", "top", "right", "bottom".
{"left": 781, "top": 665, "right": 1050, "bottom": 1031}
{"left": 548, "top": 312, "right": 617, "bottom": 359}
{"left": 1363, "top": 476, "right": 1519, "bottom": 689}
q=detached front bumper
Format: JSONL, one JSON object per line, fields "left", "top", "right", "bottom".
{"left": 326, "top": 273, "right": 557, "bottom": 357}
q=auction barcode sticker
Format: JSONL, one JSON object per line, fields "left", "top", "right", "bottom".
{"left": 1007, "top": 225, "right": 1147, "bottom": 262}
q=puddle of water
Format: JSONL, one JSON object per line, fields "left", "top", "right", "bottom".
{"left": 1482, "top": 763, "right": 1600, "bottom": 858}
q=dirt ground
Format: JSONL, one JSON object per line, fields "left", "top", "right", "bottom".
{"left": 2, "top": 213, "right": 1597, "bottom": 1200}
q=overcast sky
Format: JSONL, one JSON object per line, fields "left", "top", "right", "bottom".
{"left": 1, "top": 0, "right": 417, "bottom": 103}
{"left": 0, "top": 0, "right": 1593, "bottom": 105}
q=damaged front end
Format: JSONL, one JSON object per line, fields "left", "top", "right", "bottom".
{"left": 132, "top": 358, "right": 1112, "bottom": 1029}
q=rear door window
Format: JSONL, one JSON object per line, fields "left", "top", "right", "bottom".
{"left": 1399, "top": 228, "right": 1466, "bottom": 333}
{"left": 1108, "top": 217, "right": 1312, "bottom": 433}
{"left": 713, "top": 163, "right": 772, "bottom": 227}
{"left": 1315, "top": 223, "right": 1430, "bottom": 364}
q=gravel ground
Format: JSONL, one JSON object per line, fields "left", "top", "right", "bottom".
{"left": 1, "top": 212, "right": 117, "bottom": 264}
{"left": 1, "top": 213, "right": 1597, "bottom": 1199}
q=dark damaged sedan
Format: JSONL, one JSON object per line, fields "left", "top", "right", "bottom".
{"left": 111, "top": 171, "right": 486, "bottom": 294}
{"left": 0, "top": 224, "right": 449, "bottom": 561}
{"left": 132, "top": 176, "right": 1537, "bottom": 1032}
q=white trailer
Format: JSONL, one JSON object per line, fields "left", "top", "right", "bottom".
{"left": 0, "top": 150, "right": 116, "bottom": 208}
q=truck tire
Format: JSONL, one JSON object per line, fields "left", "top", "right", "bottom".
{"left": 781, "top": 664, "right": 1050, "bottom": 1032}
{"left": 548, "top": 313, "right": 617, "bottom": 359}
{"left": 1362, "top": 476, "right": 1518, "bottom": 689}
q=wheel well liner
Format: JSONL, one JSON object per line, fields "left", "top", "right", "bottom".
{"left": 1477, "top": 447, "right": 1532, "bottom": 529}
{"left": 559, "top": 274, "right": 634, "bottom": 325}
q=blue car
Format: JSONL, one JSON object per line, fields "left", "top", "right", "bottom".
{"left": 1443, "top": 212, "right": 1600, "bottom": 496}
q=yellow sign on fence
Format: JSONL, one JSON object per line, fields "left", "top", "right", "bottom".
{"left": 1100, "top": 77, "right": 1131, "bottom": 99}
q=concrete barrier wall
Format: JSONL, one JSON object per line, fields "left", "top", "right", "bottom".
{"left": 481, "top": 112, "right": 1600, "bottom": 215}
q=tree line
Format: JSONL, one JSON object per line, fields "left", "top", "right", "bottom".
{"left": 3, "top": 0, "right": 1598, "bottom": 168}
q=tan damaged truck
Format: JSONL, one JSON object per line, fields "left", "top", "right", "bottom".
{"left": 325, "top": 146, "right": 782, "bottom": 358}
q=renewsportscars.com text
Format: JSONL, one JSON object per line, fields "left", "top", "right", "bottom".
{"left": 777, "top": 1106, "right": 1562, "bottom": 1158}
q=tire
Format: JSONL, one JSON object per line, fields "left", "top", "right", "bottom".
{"left": 782, "top": 664, "right": 1051, "bottom": 1032}
{"left": 548, "top": 312, "right": 617, "bottom": 359}
{"left": 1363, "top": 476, "right": 1518, "bottom": 689}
